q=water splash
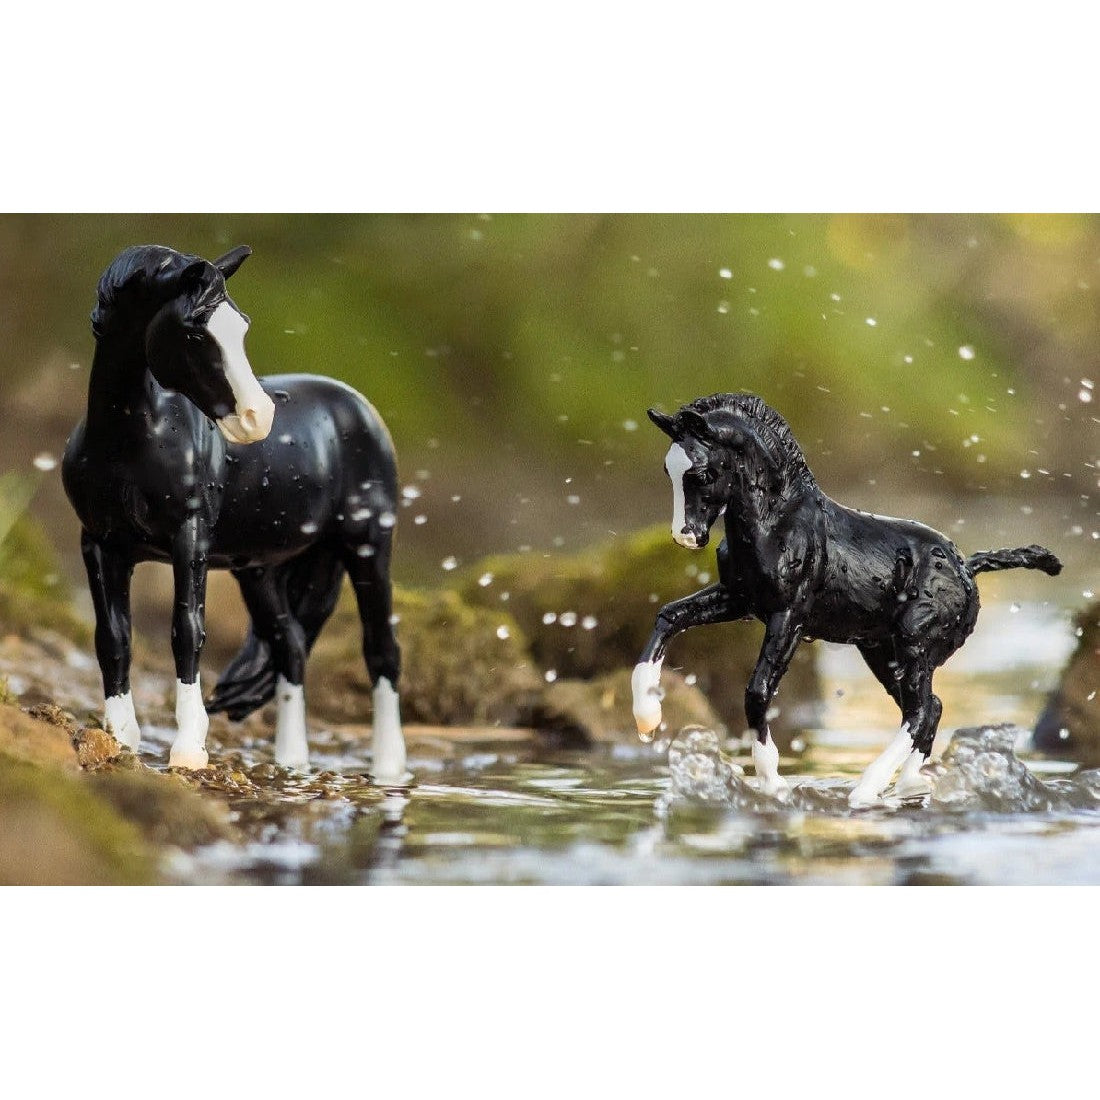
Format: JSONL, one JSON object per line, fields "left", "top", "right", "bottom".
{"left": 665, "top": 724, "right": 1100, "bottom": 815}
{"left": 929, "top": 726, "right": 1100, "bottom": 812}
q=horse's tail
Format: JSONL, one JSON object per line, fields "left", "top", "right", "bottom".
{"left": 965, "top": 545, "right": 1062, "bottom": 577}
{"left": 206, "top": 542, "right": 346, "bottom": 720}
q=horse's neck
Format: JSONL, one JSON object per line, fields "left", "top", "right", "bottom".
{"left": 85, "top": 337, "right": 157, "bottom": 441}
{"left": 726, "top": 449, "right": 817, "bottom": 526}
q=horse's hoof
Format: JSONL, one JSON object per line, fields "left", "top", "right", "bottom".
{"left": 760, "top": 775, "right": 791, "bottom": 799}
{"left": 892, "top": 773, "right": 933, "bottom": 800}
{"left": 169, "top": 745, "right": 209, "bottom": 770}
{"left": 275, "top": 749, "right": 310, "bottom": 770}
{"left": 631, "top": 661, "right": 664, "bottom": 740}
{"left": 848, "top": 784, "right": 882, "bottom": 809}
{"left": 112, "top": 725, "right": 142, "bottom": 753}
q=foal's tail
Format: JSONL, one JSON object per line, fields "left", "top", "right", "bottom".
{"left": 966, "top": 545, "right": 1062, "bottom": 577}
{"left": 206, "top": 542, "right": 346, "bottom": 720}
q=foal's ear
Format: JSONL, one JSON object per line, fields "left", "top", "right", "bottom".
{"left": 678, "top": 408, "right": 712, "bottom": 440}
{"left": 647, "top": 408, "right": 678, "bottom": 437}
{"left": 212, "top": 245, "right": 252, "bottom": 279}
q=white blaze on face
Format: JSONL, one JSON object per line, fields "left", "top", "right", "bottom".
{"left": 665, "top": 443, "right": 696, "bottom": 548}
{"left": 207, "top": 301, "right": 276, "bottom": 444}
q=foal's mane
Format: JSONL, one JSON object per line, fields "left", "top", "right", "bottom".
{"left": 91, "top": 244, "right": 224, "bottom": 338}
{"left": 687, "top": 392, "right": 815, "bottom": 487}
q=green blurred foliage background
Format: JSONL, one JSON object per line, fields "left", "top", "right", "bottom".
{"left": 1, "top": 213, "right": 1097, "bottom": 584}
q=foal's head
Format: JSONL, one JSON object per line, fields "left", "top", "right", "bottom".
{"left": 92, "top": 244, "right": 276, "bottom": 444}
{"left": 647, "top": 393, "right": 811, "bottom": 549}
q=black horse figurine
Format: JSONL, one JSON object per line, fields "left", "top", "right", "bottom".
{"left": 62, "top": 244, "right": 405, "bottom": 778}
{"left": 632, "top": 393, "right": 1062, "bottom": 806}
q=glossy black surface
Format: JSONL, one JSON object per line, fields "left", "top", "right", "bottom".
{"left": 641, "top": 393, "right": 1062, "bottom": 757}
{"left": 62, "top": 245, "right": 400, "bottom": 720}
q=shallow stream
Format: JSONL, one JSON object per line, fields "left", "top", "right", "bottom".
{"left": 148, "top": 577, "right": 1099, "bottom": 886}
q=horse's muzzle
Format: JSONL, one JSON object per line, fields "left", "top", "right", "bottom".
{"left": 217, "top": 391, "right": 276, "bottom": 444}
{"left": 673, "top": 527, "right": 706, "bottom": 550}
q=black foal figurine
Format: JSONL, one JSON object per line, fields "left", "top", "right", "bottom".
{"left": 632, "top": 393, "right": 1061, "bottom": 806}
{"left": 63, "top": 245, "right": 405, "bottom": 778}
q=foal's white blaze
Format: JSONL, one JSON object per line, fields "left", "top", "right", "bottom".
{"left": 207, "top": 302, "right": 275, "bottom": 444}
{"left": 665, "top": 443, "right": 697, "bottom": 548}
{"left": 849, "top": 723, "right": 914, "bottom": 807}
{"left": 631, "top": 658, "right": 665, "bottom": 737}
{"left": 274, "top": 677, "right": 310, "bottom": 768}
{"left": 104, "top": 691, "right": 141, "bottom": 751}
{"left": 372, "top": 677, "right": 407, "bottom": 782}
{"left": 169, "top": 677, "right": 210, "bottom": 770}
{"left": 752, "top": 733, "right": 789, "bottom": 797}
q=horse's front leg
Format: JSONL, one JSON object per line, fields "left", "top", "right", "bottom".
{"left": 632, "top": 583, "right": 742, "bottom": 738}
{"left": 167, "top": 517, "right": 212, "bottom": 770}
{"left": 745, "top": 608, "right": 805, "bottom": 797}
{"left": 81, "top": 532, "right": 141, "bottom": 751}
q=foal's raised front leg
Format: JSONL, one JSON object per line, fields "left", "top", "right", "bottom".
{"left": 81, "top": 532, "right": 141, "bottom": 751}
{"left": 745, "top": 609, "right": 805, "bottom": 797}
{"left": 632, "top": 583, "right": 743, "bottom": 737}
{"left": 168, "top": 517, "right": 212, "bottom": 770}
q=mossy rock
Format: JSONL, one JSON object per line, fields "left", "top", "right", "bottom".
{"left": 0, "top": 752, "right": 155, "bottom": 885}
{"left": 308, "top": 585, "right": 542, "bottom": 727}
{"left": 534, "top": 668, "right": 725, "bottom": 745}
{"left": 86, "top": 766, "right": 236, "bottom": 849}
{"left": 459, "top": 526, "right": 821, "bottom": 746}
{"left": 0, "top": 508, "right": 91, "bottom": 645}
{"left": 1034, "top": 600, "right": 1100, "bottom": 763}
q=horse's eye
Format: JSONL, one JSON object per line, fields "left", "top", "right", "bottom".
{"left": 697, "top": 469, "right": 715, "bottom": 485}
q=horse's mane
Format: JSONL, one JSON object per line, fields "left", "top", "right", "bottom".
{"left": 686, "top": 392, "right": 815, "bottom": 487}
{"left": 91, "top": 244, "right": 224, "bottom": 338}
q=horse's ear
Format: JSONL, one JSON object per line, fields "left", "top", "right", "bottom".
{"left": 678, "top": 408, "right": 712, "bottom": 441}
{"left": 176, "top": 257, "right": 209, "bottom": 295}
{"left": 213, "top": 245, "right": 252, "bottom": 280}
{"left": 647, "top": 408, "right": 678, "bottom": 438}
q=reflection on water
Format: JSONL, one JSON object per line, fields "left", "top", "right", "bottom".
{"left": 156, "top": 715, "right": 1100, "bottom": 887}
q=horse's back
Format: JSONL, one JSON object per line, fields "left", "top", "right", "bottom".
{"left": 809, "top": 500, "right": 976, "bottom": 647}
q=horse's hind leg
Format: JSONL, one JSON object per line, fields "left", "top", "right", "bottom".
{"left": 340, "top": 533, "right": 405, "bottom": 782}
{"left": 850, "top": 649, "right": 940, "bottom": 806}
{"left": 234, "top": 566, "right": 310, "bottom": 767}
{"left": 857, "top": 642, "right": 931, "bottom": 800}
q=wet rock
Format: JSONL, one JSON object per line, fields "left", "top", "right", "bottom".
{"left": 460, "top": 526, "right": 821, "bottom": 746}
{"left": 1034, "top": 600, "right": 1100, "bottom": 762}
{"left": 0, "top": 753, "right": 154, "bottom": 885}
{"left": 74, "top": 726, "right": 122, "bottom": 769}
{"left": 533, "top": 669, "right": 724, "bottom": 745}
{"left": 0, "top": 700, "right": 80, "bottom": 772}
{"left": 308, "top": 586, "right": 542, "bottom": 727}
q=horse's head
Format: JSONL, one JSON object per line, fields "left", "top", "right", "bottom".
{"left": 647, "top": 405, "right": 743, "bottom": 549}
{"left": 94, "top": 245, "right": 276, "bottom": 444}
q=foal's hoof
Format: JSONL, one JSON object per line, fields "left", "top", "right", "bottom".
{"left": 892, "top": 772, "right": 933, "bottom": 800}
{"left": 848, "top": 784, "right": 883, "bottom": 809}
{"left": 274, "top": 748, "right": 311, "bottom": 770}
{"left": 169, "top": 744, "right": 209, "bottom": 770}
{"left": 759, "top": 775, "right": 791, "bottom": 799}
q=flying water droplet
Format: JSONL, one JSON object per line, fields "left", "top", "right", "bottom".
{"left": 33, "top": 453, "right": 57, "bottom": 472}
{"left": 441, "top": 556, "right": 458, "bottom": 571}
